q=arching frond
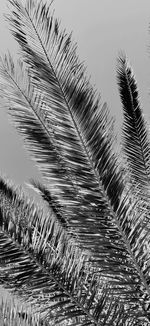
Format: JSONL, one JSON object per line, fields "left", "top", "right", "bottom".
{"left": 0, "top": 175, "right": 134, "bottom": 325}
{"left": 0, "top": 0, "right": 149, "bottom": 324}
{"left": 0, "top": 0, "right": 126, "bottom": 267}
{"left": 1, "top": 2, "right": 150, "bottom": 319}
{"left": 0, "top": 52, "right": 121, "bottom": 266}
{"left": 27, "top": 179, "right": 68, "bottom": 228}
{"left": 0, "top": 55, "right": 78, "bottom": 223}
{"left": 117, "top": 53, "right": 150, "bottom": 199}
{"left": 4, "top": 0, "right": 122, "bottom": 218}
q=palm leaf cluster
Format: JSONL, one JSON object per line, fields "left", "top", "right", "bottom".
{"left": 0, "top": 0, "right": 150, "bottom": 324}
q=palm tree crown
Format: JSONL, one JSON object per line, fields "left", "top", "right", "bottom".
{"left": 0, "top": 0, "right": 150, "bottom": 325}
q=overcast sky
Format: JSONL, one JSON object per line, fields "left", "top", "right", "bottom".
{"left": 0, "top": 0, "right": 150, "bottom": 303}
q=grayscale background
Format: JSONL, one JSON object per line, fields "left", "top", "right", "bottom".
{"left": 0, "top": 0, "right": 150, "bottom": 302}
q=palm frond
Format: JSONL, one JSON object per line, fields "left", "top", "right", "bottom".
{"left": 117, "top": 53, "right": 150, "bottom": 198}
{"left": 0, "top": 0, "right": 150, "bottom": 323}
{"left": 27, "top": 179, "right": 68, "bottom": 228}
{"left": 2, "top": 1, "right": 150, "bottom": 315}
{"left": 3, "top": 0, "right": 127, "bottom": 265}
{"left": 0, "top": 175, "right": 133, "bottom": 325}
{"left": 0, "top": 20, "right": 127, "bottom": 293}
{"left": 9, "top": 0, "right": 119, "bottom": 207}
{"left": 0, "top": 50, "right": 121, "bottom": 265}
{"left": 0, "top": 299, "right": 46, "bottom": 326}
{"left": 0, "top": 55, "right": 79, "bottom": 223}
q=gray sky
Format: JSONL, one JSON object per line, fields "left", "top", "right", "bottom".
{"left": 0, "top": 0, "right": 150, "bottom": 302}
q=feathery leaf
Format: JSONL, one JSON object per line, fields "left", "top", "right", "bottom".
{"left": 117, "top": 53, "right": 150, "bottom": 198}
{"left": 2, "top": 2, "right": 150, "bottom": 312}
{"left": 0, "top": 175, "right": 131, "bottom": 325}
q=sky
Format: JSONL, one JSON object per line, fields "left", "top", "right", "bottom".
{"left": 0, "top": 0, "right": 150, "bottom": 304}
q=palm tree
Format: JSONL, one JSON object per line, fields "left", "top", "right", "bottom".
{"left": 0, "top": 0, "right": 150, "bottom": 324}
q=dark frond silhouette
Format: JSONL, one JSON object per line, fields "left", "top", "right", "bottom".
{"left": 117, "top": 54, "right": 150, "bottom": 198}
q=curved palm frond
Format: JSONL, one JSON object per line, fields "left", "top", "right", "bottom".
{"left": 1, "top": 1, "right": 150, "bottom": 319}
{"left": 5, "top": 0, "right": 122, "bottom": 222}
{"left": 0, "top": 0, "right": 149, "bottom": 324}
{"left": 0, "top": 175, "right": 133, "bottom": 326}
{"left": 0, "top": 50, "right": 121, "bottom": 265}
{"left": 26, "top": 179, "right": 67, "bottom": 228}
{"left": 117, "top": 53, "right": 150, "bottom": 200}
{"left": 0, "top": 0, "right": 126, "bottom": 261}
{"left": 0, "top": 55, "right": 78, "bottom": 225}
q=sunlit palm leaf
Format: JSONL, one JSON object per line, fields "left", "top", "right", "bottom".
{"left": 0, "top": 0, "right": 149, "bottom": 324}
{"left": 0, "top": 175, "right": 132, "bottom": 325}
{"left": 0, "top": 55, "right": 78, "bottom": 224}
{"left": 5, "top": 0, "right": 124, "bottom": 232}
{"left": 2, "top": 1, "right": 150, "bottom": 317}
{"left": 0, "top": 53, "right": 121, "bottom": 266}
